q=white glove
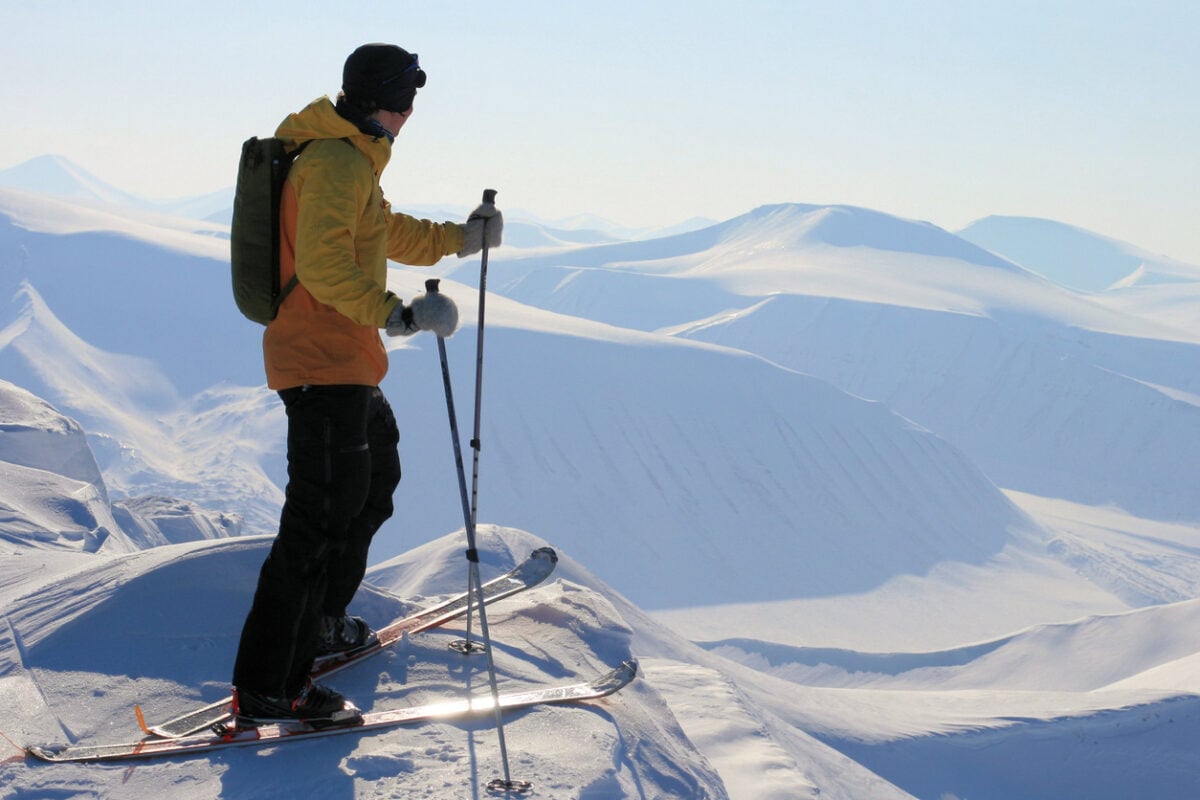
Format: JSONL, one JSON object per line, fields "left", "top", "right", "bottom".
{"left": 456, "top": 201, "right": 503, "bottom": 258}
{"left": 385, "top": 291, "right": 459, "bottom": 338}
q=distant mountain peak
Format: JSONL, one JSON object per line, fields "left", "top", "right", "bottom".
{"left": 0, "top": 154, "right": 147, "bottom": 208}
{"left": 955, "top": 214, "right": 1200, "bottom": 291}
{"left": 728, "top": 203, "right": 1016, "bottom": 269}
{"left": 0, "top": 154, "right": 234, "bottom": 221}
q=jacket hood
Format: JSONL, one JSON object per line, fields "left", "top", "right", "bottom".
{"left": 275, "top": 95, "right": 392, "bottom": 174}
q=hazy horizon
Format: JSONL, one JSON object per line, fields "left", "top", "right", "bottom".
{"left": 2, "top": 1, "right": 1198, "bottom": 264}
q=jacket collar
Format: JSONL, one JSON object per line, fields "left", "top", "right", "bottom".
{"left": 275, "top": 95, "right": 393, "bottom": 174}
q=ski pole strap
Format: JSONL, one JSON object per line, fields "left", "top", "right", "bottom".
{"left": 465, "top": 548, "right": 480, "bottom": 563}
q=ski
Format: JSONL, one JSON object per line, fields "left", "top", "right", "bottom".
{"left": 27, "top": 660, "right": 637, "bottom": 764}
{"left": 144, "top": 547, "right": 558, "bottom": 739}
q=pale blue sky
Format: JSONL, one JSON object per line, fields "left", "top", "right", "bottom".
{"left": 3, "top": 1, "right": 1197, "bottom": 262}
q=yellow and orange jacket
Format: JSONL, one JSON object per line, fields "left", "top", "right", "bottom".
{"left": 263, "top": 96, "right": 465, "bottom": 389}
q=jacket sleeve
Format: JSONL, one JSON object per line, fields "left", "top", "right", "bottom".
{"left": 291, "top": 150, "right": 398, "bottom": 327}
{"left": 385, "top": 211, "right": 466, "bottom": 265}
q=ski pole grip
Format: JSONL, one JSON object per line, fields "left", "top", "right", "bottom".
{"left": 425, "top": 278, "right": 440, "bottom": 293}
{"left": 482, "top": 189, "right": 497, "bottom": 205}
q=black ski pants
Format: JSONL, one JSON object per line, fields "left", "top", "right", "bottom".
{"left": 233, "top": 384, "right": 402, "bottom": 698}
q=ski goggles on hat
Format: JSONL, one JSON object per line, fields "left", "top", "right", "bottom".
{"left": 381, "top": 53, "right": 427, "bottom": 90}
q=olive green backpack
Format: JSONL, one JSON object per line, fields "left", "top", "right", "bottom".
{"left": 229, "top": 136, "right": 310, "bottom": 325}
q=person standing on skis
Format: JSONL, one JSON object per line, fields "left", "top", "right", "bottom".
{"left": 231, "top": 43, "right": 503, "bottom": 725}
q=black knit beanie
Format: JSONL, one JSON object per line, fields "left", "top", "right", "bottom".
{"left": 342, "top": 43, "right": 427, "bottom": 114}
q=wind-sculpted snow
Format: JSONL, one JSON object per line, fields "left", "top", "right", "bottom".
{"left": 832, "top": 694, "right": 1200, "bottom": 800}
{"left": 383, "top": 326, "right": 1029, "bottom": 607}
{"left": 0, "top": 380, "right": 131, "bottom": 553}
{"left": 2, "top": 204, "right": 1032, "bottom": 606}
{"left": 0, "top": 461, "right": 129, "bottom": 553}
{"left": 704, "top": 598, "right": 1200, "bottom": 692}
{"left": 681, "top": 294, "right": 1200, "bottom": 520}
{"left": 483, "top": 264, "right": 750, "bottom": 332}
{"left": 0, "top": 379, "right": 106, "bottom": 490}
{"left": 1, "top": 285, "right": 285, "bottom": 536}
{"left": 2, "top": 177, "right": 1200, "bottom": 797}
{"left": 0, "top": 531, "right": 735, "bottom": 798}
{"left": 0, "top": 197, "right": 261, "bottom": 392}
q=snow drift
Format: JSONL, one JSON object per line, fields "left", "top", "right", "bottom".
{"left": 3, "top": 163, "right": 1200, "bottom": 798}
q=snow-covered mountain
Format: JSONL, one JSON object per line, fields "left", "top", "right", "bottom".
{"left": 464, "top": 203, "right": 1200, "bottom": 523}
{"left": 957, "top": 214, "right": 1200, "bottom": 291}
{"left": 2, "top": 187, "right": 1043, "bottom": 612}
{"left": 0, "top": 155, "right": 235, "bottom": 221}
{"left": 0, "top": 155, "right": 152, "bottom": 211}
{"left": 2, "top": 172, "right": 1200, "bottom": 798}
{"left": 959, "top": 214, "right": 1200, "bottom": 343}
{"left": 0, "top": 154, "right": 706, "bottom": 246}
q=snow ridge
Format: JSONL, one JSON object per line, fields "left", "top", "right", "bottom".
{"left": 2, "top": 181, "right": 1200, "bottom": 798}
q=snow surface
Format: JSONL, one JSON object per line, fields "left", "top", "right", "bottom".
{"left": 2, "top": 160, "right": 1200, "bottom": 798}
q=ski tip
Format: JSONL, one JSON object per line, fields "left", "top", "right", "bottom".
{"left": 530, "top": 546, "right": 558, "bottom": 564}
{"left": 512, "top": 547, "right": 559, "bottom": 586}
{"left": 592, "top": 659, "right": 640, "bottom": 696}
{"left": 26, "top": 743, "right": 65, "bottom": 762}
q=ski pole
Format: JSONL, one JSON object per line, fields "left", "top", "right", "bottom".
{"left": 427, "top": 278, "right": 529, "bottom": 795}
{"left": 471, "top": 187, "right": 498, "bottom": 525}
{"left": 456, "top": 188, "right": 498, "bottom": 656}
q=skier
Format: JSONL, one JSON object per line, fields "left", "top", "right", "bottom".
{"left": 231, "top": 42, "right": 503, "bottom": 725}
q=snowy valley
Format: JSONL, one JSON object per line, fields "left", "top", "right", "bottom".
{"left": 1, "top": 157, "right": 1200, "bottom": 798}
